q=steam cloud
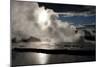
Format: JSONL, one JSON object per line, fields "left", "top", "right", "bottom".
{"left": 11, "top": 1, "right": 82, "bottom": 43}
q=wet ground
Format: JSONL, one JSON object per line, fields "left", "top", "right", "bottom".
{"left": 11, "top": 42, "right": 96, "bottom": 66}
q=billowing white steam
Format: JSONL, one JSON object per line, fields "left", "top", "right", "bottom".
{"left": 11, "top": 1, "right": 81, "bottom": 43}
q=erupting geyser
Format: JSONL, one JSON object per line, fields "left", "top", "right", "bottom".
{"left": 34, "top": 7, "right": 51, "bottom": 30}
{"left": 12, "top": 1, "right": 82, "bottom": 43}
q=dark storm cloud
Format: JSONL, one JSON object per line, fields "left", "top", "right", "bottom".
{"left": 38, "top": 2, "right": 96, "bottom": 15}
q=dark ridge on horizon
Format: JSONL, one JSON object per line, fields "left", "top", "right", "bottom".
{"left": 12, "top": 48, "right": 95, "bottom": 56}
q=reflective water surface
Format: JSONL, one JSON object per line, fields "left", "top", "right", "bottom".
{"left": 12, "top": 42, "right": 95, "bottom": 66}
